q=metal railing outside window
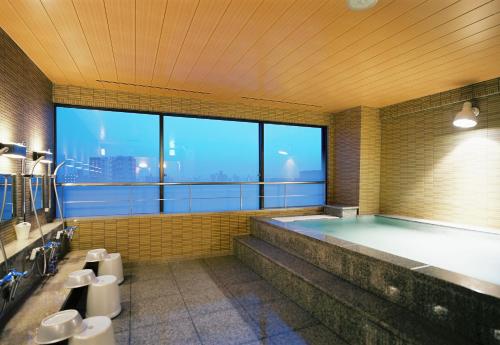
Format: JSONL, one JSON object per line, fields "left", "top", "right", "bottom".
{"left": 57, "top": 181, "right": 325, "bottom": 217}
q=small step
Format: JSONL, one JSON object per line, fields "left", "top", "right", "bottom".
{"left": 235, "top": 235, "right": 474, "bottom": 345}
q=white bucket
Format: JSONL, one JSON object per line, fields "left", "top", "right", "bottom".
{"left": 15, "top": 222, "right": 31, "bottom": 241}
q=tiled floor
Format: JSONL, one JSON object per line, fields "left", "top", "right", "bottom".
{"left": 113, "top": 256, "right": 341, "bottom": 345}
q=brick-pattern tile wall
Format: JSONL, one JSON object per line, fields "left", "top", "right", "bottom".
{"left": 69, "top": 207, "right": 322, "bottom": 262}
{"left": 359, "top": 106, "right": 381, "bottom": 214}
{"left": 331, "top": 106, "right": 381, "bottom": 214}
{"left": 0, "top": 28, "right": 53, "bottom": 244}
{"left": 380, "top": 77, "right": 500, "bottom": 229}
{"left": 332, "top": 107, "right": 361, "bottom": 206}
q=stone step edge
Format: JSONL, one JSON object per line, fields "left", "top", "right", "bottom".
{"left": 235, "top": 235, "right": 472, "bottom": 345}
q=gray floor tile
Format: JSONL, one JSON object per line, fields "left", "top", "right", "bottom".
{"left": 129, "top": 263, "right": 172, "bottom": 282}
{"left": 228, "top": 280, "right": 285, "bottom": 307}
{"left": 174, "top": 270, "right": 215, "bottom": 284}
{"left": 176, "top": 276, "right": 222, "bottom": 296}
{"left": 114, "top": 331, "right": 130, "bottom": 345}
{"left": 131, "top": 294, "right": 190, "bottom": 328}
{"left": 120, "top": 281, "right": 131, "bottom": 302}
{"left": 242, "top": 339, "right": 273, "bottom": 345}
{"left": 131, "top": 277, "right": 179, "bottom": 300}
{"left": 213, "top": 265, "right": 263, "bottom": 286}
{"left": 130, "top": 318, "right": 201, "bottom": 345}
{"left": 192, "top": 308, "right": 260, "bottom": 345}
{"left": 170, "top": 259, "right": 207, "bottom": 275}
{"left": 246, "top": 300, "right": 319, "bottom": 338}
{"left": 122, "top": 257, "right": 345, "bottom": 345}
{"left": 204, "top": 256, "right": 245, "bottom": 271}
{"left": 113, "top": 301, "right": 131, "bottom": 333}
{"left": 184, "top": 289, "right": 239, "bottom": 315}
{"left": 269, "top": 325, "right": 348, "bottom": 345}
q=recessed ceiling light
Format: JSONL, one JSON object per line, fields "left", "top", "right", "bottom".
{"left": 346, "top": 0, "right": 378, "bottom": 11}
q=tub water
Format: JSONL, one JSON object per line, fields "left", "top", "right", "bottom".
{"left": 288, "top": 215, "right": 500, "bottom": 285}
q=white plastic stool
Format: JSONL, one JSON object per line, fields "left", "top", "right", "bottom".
{"left": 85, "top": 249, "right": 108, "bottom": 262}
{"left": 86, "top": 275, "right": 121, "bottom": 319}
{"left": 69, "top": 316, "right": 116, "bottom": 345}
{"left": 98, "top": 253, "right": 124, "bottom": 284}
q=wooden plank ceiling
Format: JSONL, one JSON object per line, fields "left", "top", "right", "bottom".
{"left": 1, "top": 0, "right": 499, "bottom": 112}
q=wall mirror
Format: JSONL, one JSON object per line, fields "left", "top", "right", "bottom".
{"left": 0, "top": 174, "right": 16, "bottom": 223}
{"left": 30, "top": 175, "right": 44, "bottom": 212}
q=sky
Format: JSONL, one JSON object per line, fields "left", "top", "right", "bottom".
{"left": 57, "top": 107, "right": 324, "bottom": 183}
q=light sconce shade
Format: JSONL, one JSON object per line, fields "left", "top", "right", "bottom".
{"left": 0, "top": 142, "right": 27, "bottom": 159}
{"left": 33, "top": 150, "right": 53, "bottom": 163}
{"left": 453, "top": 101, "right": 479, "bottom": 128}
{"left": 346, "top": 0, "right": 378, "bottom": 11}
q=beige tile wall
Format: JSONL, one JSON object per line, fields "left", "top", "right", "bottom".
{"left": 380, "top": 78, "right": 500, "bottom": 229}
{"left": 69, "top": 207, "right": 322, "bottom": 262}
{"left": 359, "top": 106, "right": 381, "bottom": 215}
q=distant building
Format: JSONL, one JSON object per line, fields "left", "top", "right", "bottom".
{"left": 88, "top": 156, "right": 136, "bottom": 182}
{"left": 112, "top": 156, "right": 136, "bottom": 182}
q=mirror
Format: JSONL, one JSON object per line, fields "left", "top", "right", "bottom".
{"left": 0, "top": 174, "right": 15, "bottom": 223}
{"left": 30, "top": 175, "right": 44, "bottom": 211}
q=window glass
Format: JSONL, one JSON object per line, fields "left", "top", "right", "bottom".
{"left": 56, "top": 107, "right": 160, "bottom": 217}
{"left": 264, "top": 124, "right": 325, "bottom": 208}
{"left": 163, "top": 116, "right": 259, "bottom": 213}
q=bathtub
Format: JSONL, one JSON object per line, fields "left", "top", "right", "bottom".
{"left": 272, "top": 214, "right": 500, "bottom": 285}
{"left": 252, "top": 214, "right": 500, "bottom": 345}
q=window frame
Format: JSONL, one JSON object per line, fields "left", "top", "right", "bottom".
{"left": 54, "top": 104, "right": 328, "bottom": 216}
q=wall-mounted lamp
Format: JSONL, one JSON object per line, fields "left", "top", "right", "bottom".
{"left": 0, "top": 142, "right": 27, "bottom": 159}
{"left": 32, "top": 150, "right": 53, "bottom": 164}
{"left": 453, "top": 101, "right": 479, "bottom": 128}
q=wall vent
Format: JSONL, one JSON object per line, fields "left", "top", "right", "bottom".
{"left": 96, "top": 80, "right": 211, "bottom": 95}
{"left": 241, "top": 96, "right": 321, "bottom": 108}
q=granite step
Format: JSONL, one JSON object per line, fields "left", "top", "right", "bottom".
{"left": 234, "top": 235, "right": 475, "bottom": 345}
{"left": 250, "top": 217, "right": 500, "bottom": 345}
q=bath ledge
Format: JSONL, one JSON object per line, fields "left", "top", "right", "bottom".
{"left": 1, "top": 250, "right": 87, "bottom": 344}
{"left": 324, "top": 204, "right": 359, "bottom": 210}
{"left": 380, "top": 214, "right": 500, "bottom": 235}
{"left": 0, "top": 221, "right": 63, "bottom": 265}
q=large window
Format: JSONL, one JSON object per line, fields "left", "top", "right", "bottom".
{"left": 56, "top": 107, "right": 160, "bottom": 217}
{"left": 163, "top": 116, "right": 259, "bottom": 212}
{"left": 56, "top": 106, "right": 326, "bottom": 217}
{"left": 264, "top": 124, "right": 325, "bottom": 208}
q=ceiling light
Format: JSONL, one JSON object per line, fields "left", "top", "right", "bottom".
{"left": 0, "top": 142, "right": 27, "bottom": 159}
{"left": 453, "top": 102, "right": 479, "bottom": 128}
{"left": 346, "top": 0, "right": 378, "bottom": 11}
{"left": 278, "top": 150, "right": 288, "bottom": 156}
